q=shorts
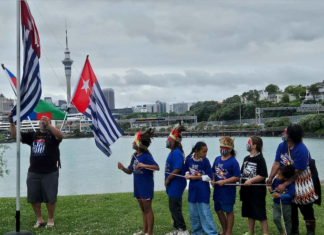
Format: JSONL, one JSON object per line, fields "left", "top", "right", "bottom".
{"left": 136, "top": 197, "right": 151, "bottom": 201}
{"left": 214, "top": 201, "right": 234, "bottom": 213}
{"left": 242, "top": 199, "right": 267, "bottom": 221}
{"left": 27, "top": 171, "right": 59, "bottom": 203}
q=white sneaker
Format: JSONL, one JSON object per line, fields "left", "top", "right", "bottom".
{"left": 165, "top": 229, "right": 178, "bottom": 235}
{"left": 177, "top": 229, "right": 190, "bottom": 235}
{"left": 133, "top": 232, "right": 145, "bottom": 235}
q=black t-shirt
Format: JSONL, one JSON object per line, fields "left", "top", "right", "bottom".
{"left": 21, "top": 131, "right": 61, "bottom": 173}
{"left": 240, "top": 153, "right": 268, "bottom": 203}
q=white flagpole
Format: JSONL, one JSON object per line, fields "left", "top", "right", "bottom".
{"left": 60, "top": 105, "right": 70, "bottom": 131}
{"left": 15, "top": 0, "right": 21, "bottom": 231}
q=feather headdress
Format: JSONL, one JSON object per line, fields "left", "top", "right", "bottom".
{"left": 134, "top": 128, "right": 155, "bottom": 149}
{"left": 169, "top": 124, "right": 187, "bottom": 143}
{"left": 219, "top": 136, "right": 235, "bottom": 149}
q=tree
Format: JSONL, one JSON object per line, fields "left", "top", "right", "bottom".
{"left": 0, "top": 139, "right": 9, "bottom": 177}
{"left": 281, "top": 94, "right": 290, "bottom": 103}
{"left": 223, "top": 95, "right": 241, "bottom": 104}
{"left": 292, "top": 86, "right": 306, "bottom": 99}
{"left": 284, "top": 85, "right": 295, "bottom": 94}
{"left": 309, "top": 84, "right": 319, "bottom": 100}
{"left": 246, "top": 90, "right": 260, "bottom": 103}
{"left": 265, "top": 84, "right": 280, "bottom": 94}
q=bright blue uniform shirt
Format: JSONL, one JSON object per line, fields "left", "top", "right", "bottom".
{"left": 272, "top": 178, "right": 295, "bottom": 205}
{"left": 275, "top": 142, "right": 312, "bottom": 170}
{"left": 212, "top": 156, "right": 241, "bottom": 204}
{"left": 184, "top": 156, "right": 213, "bottom": 203}
{"left": 165, "top": 148, "right": 187, "bottom": 198}
{"left": 128, "top": 153, "right": 159, "bottom": 199}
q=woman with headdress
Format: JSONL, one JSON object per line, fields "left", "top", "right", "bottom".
{"left": 165, "top": 125, "right": 190, "bottom": 235}
{"left": 118, "top": 128, "right": 159, "bottom": 235}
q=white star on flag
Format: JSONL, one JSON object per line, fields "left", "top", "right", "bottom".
{"left": 81, "top": 79, "right": 90, "bottom": 94}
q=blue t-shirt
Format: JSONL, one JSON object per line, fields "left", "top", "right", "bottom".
{"left": 184, "top": 156, "right": 213, "bottom": 203}
{"left": 128, "top": 153, "right": 159, "bottom": 199}
{"left": 275, "top": 142, "right": 312, "bottom": 170}
{"left": 272, "top": 178, "right": 295, "bottom": 205}
{"left": 165, "top": 148, "right": 187, "bottom": 198}
{"left": 212, "top": 156, "right": 241, "bottom": 204}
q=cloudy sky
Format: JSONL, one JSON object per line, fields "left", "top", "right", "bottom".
{"left": 1, "top": 0, "right": 324, "bottom": 108}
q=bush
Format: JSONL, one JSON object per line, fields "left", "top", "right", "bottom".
{"left": 298, "top": 114, "right": 324, "bottom": 132}
{"left": 264, "top": 117, "right": 291, "bottom": 128}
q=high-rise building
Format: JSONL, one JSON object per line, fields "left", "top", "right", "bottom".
{"left": 102, "top": 88, "right": 115, "bottom": 109}
{"left": 44, "top": 97, "right": 53, "bottom": 104}
{"left": 58, "top": 100, "right": 67, "bottom": 108}
{"left": 62, "top": 21, "right": 73, "bottom": 105}
{"left": 171, "top": 102, "right": 196, "bottom": 114}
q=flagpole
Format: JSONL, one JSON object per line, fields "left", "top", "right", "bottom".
{"left": 4, "top": 0, "right": 33, "bottom": 234}
{"left": 15, "top": 0, "right": 21, "bottom": 232}
{"left": 60, "top": 106, "right": 70, "bottom": 131}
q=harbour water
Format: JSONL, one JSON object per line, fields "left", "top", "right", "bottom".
{"left": 0, "top": 136, "right": 323, "bottom": 198}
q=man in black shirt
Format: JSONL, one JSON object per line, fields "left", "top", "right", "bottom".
{"left": 9, "top": 113, "right": 63, "bottom": 228}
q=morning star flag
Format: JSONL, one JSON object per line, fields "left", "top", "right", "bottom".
{"left": 1, "top": 64, "right": 17, "bottom": 95}
{"left": 71, "top": 56, "right": 123, "bottom": 156}
{"left": 11, "top": 0, "right": 42, "bottom": 123}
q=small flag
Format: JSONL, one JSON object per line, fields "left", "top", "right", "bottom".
{"left": 1, "top": 64, "right": 17, "bottom": 95}
{"left": 71, "top": 56, "right": 123, "bottom": 156}
{"left": 11, "top": 0, "right": 42, "bottom": 123}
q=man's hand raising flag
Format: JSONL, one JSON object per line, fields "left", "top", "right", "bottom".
{"left": 71, "top": 56, "right": 123, "bottom": 156}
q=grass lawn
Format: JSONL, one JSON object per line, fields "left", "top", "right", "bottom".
{"left": 0, "top": 189, "right": 323, "bottom": 235}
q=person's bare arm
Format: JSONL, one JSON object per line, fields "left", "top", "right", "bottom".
{"left": 8, "top": 112, "right": 22, "bottom": 141}
{"left": 42, "top": 117, "right": 63, "bottom": 141}
{"left": 266, "top": 162, "right": 280, "bottom": 185}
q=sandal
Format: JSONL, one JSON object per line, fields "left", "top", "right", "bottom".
{"left": 34, "top": 222, "right": 45, "bottom": 228}
{"left": 45, "top": 223, "right": 54, "bottom": 228}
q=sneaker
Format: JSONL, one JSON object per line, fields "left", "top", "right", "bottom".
{"left": 177, "top": 229, "right": 190, "bottom": 235}
{"left": 133, "top": 232, "right": 145, "bottom": 235}
{"left": 165, "top": 229, "right": 178, "bottom": 235}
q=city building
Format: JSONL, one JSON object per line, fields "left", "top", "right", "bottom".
{"left": 62, "top": 21, "right": 73, "bottom": 105}
{"left": 58, "top": 100, "right": 67, "bottom": 108}
{"left": 171, "top": 102, "right": 195, "bottom": 114}
{"left": 305, "top": 80, "right": 324, "bottom": 101}
{"left": 44, "top": 97, "right": 53, "bottom": 104}
{"left": 110, "top": 108, "right": 133, "bottom": 115}
{"left": 133, "top": 105, "right": 148, "bottom": 113}
{"left": 144, "top": 104, "right": 155, "bottom": 113}
{"left": 0, "top": 94, "right": 14, "bottom": 114}
{"left": 155, "top": 100, "right": 168, "bottom": 113}
{"left": 267, "top": 92, "right": 296, "bottom": 103}
{"left": 102, "top": 88, "right": 115, "bottom": 109}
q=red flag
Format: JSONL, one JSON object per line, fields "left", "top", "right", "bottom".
{"left": 71, "top": 56, "right": 97, "bottom": 113}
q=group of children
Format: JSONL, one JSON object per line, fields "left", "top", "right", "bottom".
{"left": 117, "top": 125, "right": 297, "bottom": 235}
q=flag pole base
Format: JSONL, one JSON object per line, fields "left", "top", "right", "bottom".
{"left": 3, "top": 231, "right": 35, "bottom": 235}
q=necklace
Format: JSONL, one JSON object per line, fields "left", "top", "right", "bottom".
{"left": 250, "top": 152, "right": 260, "bottom": 158}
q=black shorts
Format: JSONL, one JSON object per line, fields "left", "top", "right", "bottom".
{"left": 27, "top": 171, "right": 59, "bottom": 203}
{"left": 242, "top": 199, "right": 267, "bottom": 221}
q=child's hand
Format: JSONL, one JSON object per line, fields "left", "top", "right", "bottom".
{"left": 185, "top": 174, "right": 191, "bottom": 180}
{"left": 244, "top": 179, "right": 253, "bottom": 186}
{"left": 165, "top": 178, "right": 170, "bottom": 187}
{"left": 276, "top": 184, "right": 286, "bottom": 193}
{"left": 216, "top": 181, "right": 225, "bottom": 186}
{"left": 211, "top": 181, "right": 216, "bottom": 187}
{"left": 268, "top": 188, "right": 273, "bottom": 194}
{"left": 273, "top": 192, "right": 281, "bottom": 199}
{"left": 117, "top": 162, "right": 124, "bottom": 170}
{"left": 136, "top": 163, "right": 146, "bottom": 169}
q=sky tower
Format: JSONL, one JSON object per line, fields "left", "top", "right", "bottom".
{"left": 62, "top": 20, "right": 73, "bottom": 105}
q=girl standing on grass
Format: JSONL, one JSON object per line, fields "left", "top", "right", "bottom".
{"left": 184, "top": 141, "right": 219, "bottom": 235}
{"left": 212, "top": 137, "right": 241, "bottom": 235}
{"left": 240, "top": 136, "right": 269, "bottom": 235}
{"left": 117, "top": 128, "right": 159, "bottom": 235}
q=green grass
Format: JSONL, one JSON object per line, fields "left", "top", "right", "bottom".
{"left": 0, "top": 189, "right": 323, "bottom": 235}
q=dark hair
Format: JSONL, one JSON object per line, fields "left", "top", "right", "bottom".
{"left": 186, "top": 142, "right": 207, "bottom": 159}
{"left": 250, "top": 136, "right": 263, "bottom": 155}
{"left": 279, "top": 165, "right": 295, "bottom": 179}
{"left": 129, "top": 147, "right": 153, "bottom": 168}
{"left": 287, "top": 124, "right": 304, "bottom": 143}
{"left": 171, "top": 141, "right": 185, "bottom": 155}
{"left": 230, "top": 149, "right": 236, "bottom": 157}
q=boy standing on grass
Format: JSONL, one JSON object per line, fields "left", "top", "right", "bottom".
{"left": 269, "top": 165, "right": 295, "bottom": 235}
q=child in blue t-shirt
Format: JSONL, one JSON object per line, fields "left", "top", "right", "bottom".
{"left": 184, "top": 142, "right": 218, "bottom": 235}
{"left": 269, "top": 165, "right": 295, "bottom": 235}
{"left": 118, "top": 129, "right": 159, "bottom": 235}
{"left": 212, "top": 136, "right": 240, "bottom": 235}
